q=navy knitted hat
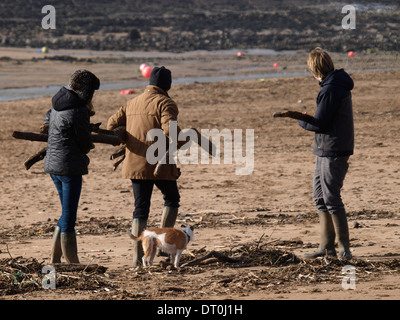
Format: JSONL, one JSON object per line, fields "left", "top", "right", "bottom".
{"left": 149, "top": 66, "right": 172, "bottom": 92}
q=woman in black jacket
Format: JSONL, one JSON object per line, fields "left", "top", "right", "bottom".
{"left": 45, "top": 69, "right": 100, "bottom": 264}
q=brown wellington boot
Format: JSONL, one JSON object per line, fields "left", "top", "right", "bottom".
{"left": 132, "top": 218, "right": 147, "bottom": 267}
{"left": 304, "top": 211, "right": 337, "bottom": 259}
{"left": 60, "top": 232, "right": 80, "bottom": 264}
{"left": 331, "top": 210, "right": 352, "bottom": 260}
{"left": 50, "top": 226, "right": 62, "bottom": 263}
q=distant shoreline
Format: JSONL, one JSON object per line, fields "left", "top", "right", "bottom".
{"left": 1, "top": 67, "right": 399, "bottom": 102}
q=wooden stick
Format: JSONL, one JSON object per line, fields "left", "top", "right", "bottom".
{"left": 110, "top": 146, "right": 126, "bottom": 160}
{"left": 12, "top": 131, "right": 122, "bottom": 146}
{"left": 12, "top": 131, "right": 48, "bottom": 142}
{"left": 192, "top": 128, "right": 216, "bottom": 157}
{"left": 91, "top": 127, "right": 118, "bottom": 136}
{"left": 153, "top": 150, "right": 170, "bottom": 177}
{"left": 51, "top": 263, "right": 107, "bottom": 273}
{"left": 180, "top": 250, "right": 241, "bottom": 267}
{"left": 273, "top": 110, "right": 314, "bottom": 122}
{"left": 113, "top": 155, "right": 125, "bottom": 171}
{"left": 24, "top": 147, "right": 47, "bottom": 170}
{"left": 153, "top": 128, "right": 216, "bottom": 177}
{"left": 91, "top": 134, "right": 122, "bottom": 146}
{"left": 6, "top": 244, "right": 13, "bottom": 259}
{"left": 159, "top": 287, "right": 186, "bottom": 293}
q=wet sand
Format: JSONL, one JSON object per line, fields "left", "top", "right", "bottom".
{"left": 0, "top": 48, "right": 399, "bottom": 300}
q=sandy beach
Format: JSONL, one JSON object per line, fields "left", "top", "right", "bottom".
{"left": 0, "top": 47, "right": 399, "bottom": 300}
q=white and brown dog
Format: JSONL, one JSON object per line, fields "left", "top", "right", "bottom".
{"left": 128, "top": 225, "right": 194, "bottom": 268}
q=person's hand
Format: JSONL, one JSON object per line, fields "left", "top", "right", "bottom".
{"left": 113, "top": 126, "right": 127, "bottom": 143}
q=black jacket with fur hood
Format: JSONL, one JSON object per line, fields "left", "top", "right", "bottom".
{"left": 44, "top": 87, "right": 92, "bottom": 176}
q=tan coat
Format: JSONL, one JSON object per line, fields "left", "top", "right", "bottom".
{"left": 107, "top": 86, "right": 181, "bottom": 180}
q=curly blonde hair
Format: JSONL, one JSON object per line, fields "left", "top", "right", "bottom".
{"left": 307, "top": 47, "right": 334, "bottom": 80}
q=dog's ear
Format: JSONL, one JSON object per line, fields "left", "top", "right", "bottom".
{"left": 190, "top": 225, "right": 194, "bottom": 231}
{"left": 181, "top": 224, "right": 186, "bottom": 228}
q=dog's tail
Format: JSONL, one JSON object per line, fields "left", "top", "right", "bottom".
{"left": 126, "top": 229, "right": 139, "bottom": 241}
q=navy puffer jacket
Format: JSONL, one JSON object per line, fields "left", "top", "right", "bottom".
{"left": 44, "top": 87, "right": 92, "bottom": 176}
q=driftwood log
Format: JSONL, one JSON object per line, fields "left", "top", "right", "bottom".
{"left": 24, "top": 147, "right": 47, "bottom": 170}
{"left": 51, "top": 263, "right": 107, "bottom": 273}
{"left": 273, "top": 110, "right": 314, "bottom": 122}
{"left": 110, "top": 145, "right": 126, "bottom": 160}
{"left": 109, "top": 145, "right": 126, "bottom": 171}
{"left": 112, "top": 155, "right": 125, "bottom": 171}
{"left": 12, "top": 131, "right": 122, "bottom": 146}
{"left": 153, "top": 128, "right": 216, "bottom": 177}
{"left": 180, "top": 250, "right": 241, "bottom": 267}
{"left": 109, "top": 127, "right": 217, "bottom": 175}
{"left": 13, "top": 124, "right": 126, "bottom": 170}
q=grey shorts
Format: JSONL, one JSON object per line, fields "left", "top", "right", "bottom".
{"left": 313, "top": 156, "right": 349, "bottom": 214}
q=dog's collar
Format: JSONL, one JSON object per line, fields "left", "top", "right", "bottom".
{"left": 183, "top": 230, "right": 191, "bottom": 242}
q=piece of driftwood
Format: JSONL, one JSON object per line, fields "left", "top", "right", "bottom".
{"left": 109, "top": 145, "right": 126, "bottom": 170}
{"left": 153, "top": 128, "right": 216, "bottom": 177}
{"left": 113, "top": 155, "right": 125, "bottom": 171}
{"left": 24, "top": 147, "right": 47, "bottom": 170}
{"left": 94, "top": 125, "right": 127, "bottom": 143}
{"left": 91, "top": 133, "right": 121, "bottom": 146}
{"left": 180, "top": 250, "right": 241, "bottom": 267}
{"left": 273, "top": 110, "right": 314, "bottom": 122}
{"left": 110, "top": 146, "right": 126, "bottom": 160}
{"left": 51, "top": 263, "right": 107, "bottom": 273}
{"left": 90, "top": 123, "right": 124, "bottom": 137}
{"left": 108, "top": 127, "right": 216, "bottom": 175}
{"left": 13, "top": 131, "right": 48, "bottom": 142}
{"left": 14, "top": 125, "right": 125, "bottom": 170}
{"left": 159, "top": 286, "right": 186, "bottom": 293}
{"left": 153, "top": 150, "right": 170, "bottom": 177}
{"left": 12, "top": 131, "right": 122, "bottom": 146}
{"left": 192, "top": 128, "right": 217, "bottom": 157}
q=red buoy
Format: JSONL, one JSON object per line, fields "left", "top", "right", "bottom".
{"left": 142, "top": 66, "right": 152, "bottom": 78}
{"left": 120, "top": 89, "right": 135, "bottom": 95}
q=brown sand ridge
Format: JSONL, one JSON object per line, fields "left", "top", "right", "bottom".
{"left": 0, "top": 48, "right": 399, "bottom": 300}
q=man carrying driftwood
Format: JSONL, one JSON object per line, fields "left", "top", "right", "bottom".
{"left": 107, "top": 66, "right": 185, "bottom": 267}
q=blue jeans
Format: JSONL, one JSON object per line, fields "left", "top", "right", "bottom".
{"left": 50, "top": 174, "right": 82, "bottom": 233}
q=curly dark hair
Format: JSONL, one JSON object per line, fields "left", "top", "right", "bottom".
{"left": 69, "top": 69, "right": 100, "bottom": 103}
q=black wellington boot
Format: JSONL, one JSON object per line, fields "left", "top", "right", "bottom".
{"left": 158, "top": 207, "right": 179, "bottom": 259}
{"left": 132, "top": 218, "right": 147, "bottom": 267}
